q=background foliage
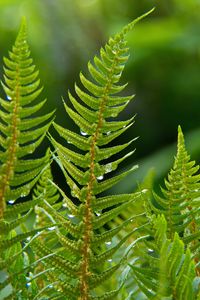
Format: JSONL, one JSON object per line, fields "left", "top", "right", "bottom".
{"left": 0, "top": 0, "right": 200, "bottom": 189}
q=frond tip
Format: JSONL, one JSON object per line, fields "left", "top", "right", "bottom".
{"left": 151, "top": 126, "right": 200, "bottom": 242}
{"left": 118, "top": 7, "right": 155, "bottom": 39}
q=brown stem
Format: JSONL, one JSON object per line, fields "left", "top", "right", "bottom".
{"left": 0, "top": 75, "right": 20, "bottom": 219}
{"left": 79, "top": 46, "right": 122, "bottom": 300}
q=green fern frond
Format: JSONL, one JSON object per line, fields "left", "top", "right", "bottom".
{"left": 151, "top": 126, "right": 200, "bottom": 244}
{"left": 0, "top": 18, "right": 54, "bottom": 217}
{"left": 0, "top": 19, "right": 54, "bottom": 300}
{"left": 130, "top": 214, "right": 196, "bottom": 299}
{"left": 47, "top": 10, "right": 154, "bottom": 300}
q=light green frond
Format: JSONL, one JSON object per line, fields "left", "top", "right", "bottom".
{"left": 0, "top": 18, "right": 54, "bottom": 216}
{"left": 48, "top": 10, "right": 155, "bottom": 300}
{"left": 151, "top": 126, "right": 200, "bottom": 246}
{"left": 130, "top": 215, "right": 197, "bottom": 299}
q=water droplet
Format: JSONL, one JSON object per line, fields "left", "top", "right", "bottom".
{"left": 107, "top": 259, "right": 112, "bottom": 262}
{"left": 62, "top": 203, "right": 67, "bottom": 208}
{"left": 105, "top": 163, "right": 112, "bottom": 174}
{"left": 97, "top": 175, "right": 104, "bottom": 181}
{"left": 68, "top": 214, "right": 74, "bottom": 219}
{"left": 20, "top": 193, "right": 27, "bottom": 197}
{"left": 48, "top": 284, "right": 53, "bottom": 289}
{"left": 71, "top": 190, "right": 79, "bottom": 198}
{"left": 6, "top": 95, "right": 11, "bottom": 100}
{"left": 105, "top": 241, "right": 112, "bottom": 246}
{"left": 26, "top": 282, "right": 31, "bottom": 287}
{"left": 148, "top": 249, "right": 154, "bottom": 253}
{"left": 8, "top": 200, "right": 14, "bottom": 204}
{"left": 80, "top": 130, "right": 88, "bottom": 136}
{"left": 141, "top": 189, "right": 148, "bottom": 193}
{"left": 48, "top": 226, "right": 56, "bottom": 231}
{"left": 26, "top": 237, "right": 31, "bottom": 242}
{"left": 20, "top": 186, "right": 30, "bottom": 197}
{"left": 106, "top": 131, "right": 111, "bottom": 136}
{"left": 96, "top": 211, "right": 101, "bottom": 217}
{"left": 71, "top": 184, "right": 79, "bottom": 198}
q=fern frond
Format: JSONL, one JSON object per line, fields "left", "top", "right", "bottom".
{"left": 47, "top": 10, "right": 155, "bottom": 300}
{"left": 0, "top": 19, "right": 54, "bottom": 299}
{"left": 150, "top": 126, "right": 200, "bottom": 274}
{"left": 0, "top": 18, "right": 54, "bottom": 217}
{"left": 130, "top": 214, "right": 197, "bottom": 299}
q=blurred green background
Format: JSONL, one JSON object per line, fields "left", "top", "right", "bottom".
{"left": 0, "top": 0, "right": 200, "bottom": 191}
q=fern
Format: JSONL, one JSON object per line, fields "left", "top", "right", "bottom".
{"left": 129, "top": 214, "right": 197, "bottom": 299}
{"left": 0, "top": 18, "right": 54, "bottom": 217}
{"left": 41, "top": 9, "right": 154, "bottom": 300}
{"left": 1, "top": 8, "right": 199, "bottom": 300}
{"left": 0, "top": 19, "right": 54, "bottom": 299}
{"left": 150, "top": 126, "right": 200, "bottom": 272}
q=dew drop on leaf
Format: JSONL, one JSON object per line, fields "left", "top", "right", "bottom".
{"left": 80, "top": 130, "right": 88, "bottom": 136}
{"left": 97, "top": 175, "right": 104, "bottom": 181}
{"left": 105, "top": 163, "right": 112, "bottom": 173}
{"left": 71, "top": 190, "right": 79, "bottom": 198}
{"left": 48, "top": 226, "right": 56, "bottom": 231}
{"left": 20, "top": 191, "right": 28, "bottom": 197}
{"left": 68, "top": 214, "right": 74, "bottom": 219}
{"left": 8, "top": 200, "right": 15, "bottom": 204}
{"left": 148, "top": 249, "right": 154, "bottom": 253}
{"left": 26, "top": 282, "right": 31, "bottom": 288}
{"left": 105, "top": 241, "right": 112, "bottom": 246}
{"left": 96, "top": 211, "right": 102, "bottom": 217}
{"left": 107, "top": 258, "right": 112, "bottom": 262}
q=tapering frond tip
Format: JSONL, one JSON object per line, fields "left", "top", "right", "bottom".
{"left": 177, "top": 125, "right": 185, "bottom": 145}
{"left": 117, "top": 7, "right": 155, "bottom": 40}
{"left": 16, "top": 16, "right": 27, "bottom": 41}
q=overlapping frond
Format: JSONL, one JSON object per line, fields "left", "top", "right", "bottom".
{"left": 129, "top": 214, "right": 197, "bottom": 299}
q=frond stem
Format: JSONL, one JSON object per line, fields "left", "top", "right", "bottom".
{"left": 0, "top": 70, "right": 20, "bottom": 218}
{"left": 79, "top": 40, "right": 125, "bottom": 300}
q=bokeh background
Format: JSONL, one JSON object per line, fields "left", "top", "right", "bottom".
{"left": 0, "top": 0, "right": 200, "bottom": 191}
